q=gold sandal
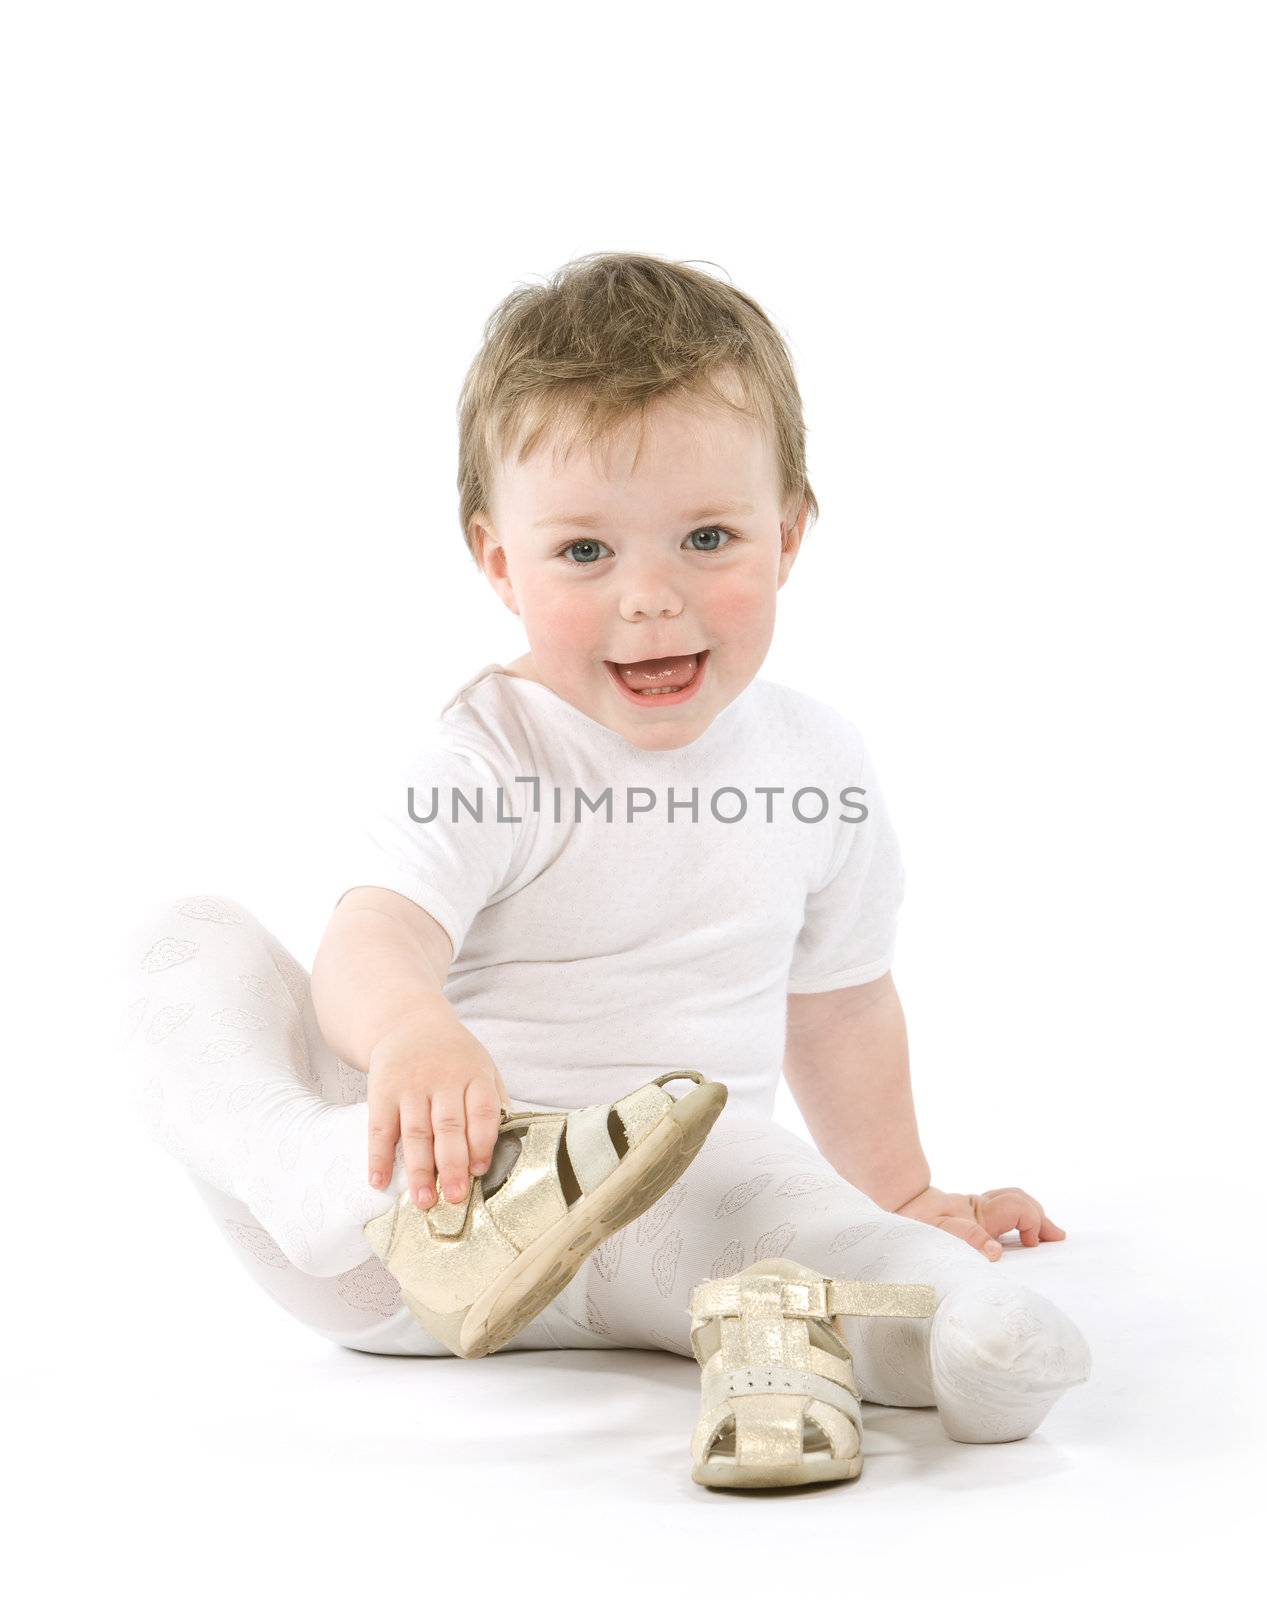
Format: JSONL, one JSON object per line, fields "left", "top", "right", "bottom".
{"left": 688, "top": 1257, "right": 938, "bottom": 1488}
{"left": 363, "top": 1069, "right": 727, "bottom": 1359}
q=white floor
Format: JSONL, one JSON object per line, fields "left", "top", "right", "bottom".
{"left": 23, "top": 1123, "right": 1258, "bottom": 1597}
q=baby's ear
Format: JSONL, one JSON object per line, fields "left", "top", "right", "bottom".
{"left": 469, "top": 521, "right": 492, "bottom": 571}
{"left": 472, "top": 527, "right": 521, "bottom": 616}
{"left": 782, "top": 493, "right": 810, "bottom": 545}
{"left": 778, "top": 501, "right": 809, "bottom": 583}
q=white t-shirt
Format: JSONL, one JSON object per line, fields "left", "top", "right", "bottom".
{"left": 334, "top": 663, "right": 905, "bottom": 1119}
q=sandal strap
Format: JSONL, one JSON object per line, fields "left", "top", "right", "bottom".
{"left": 497, "top": 1069, "right": 703, "bottom": 1127}
{"left": 690, "top": 1275, "right": 937, "bottom": 1322}
{"left": 702, "top": 1363, "right": 864, "bottom": 1429}
{"left": 562, "top": 1076, "right": 684, "bottom": 1191}
{"left": 564, "top": 1102, "right": 622, "bottom": 1193}
{"left": 473, "top": 1078, "right": 688, "bottom": 1248}
{"left": 431, "top": 1074, "right": 711, "bottom": 1242}
{"left": 651, "top": 1069, "right": 705, "bottom": 1092}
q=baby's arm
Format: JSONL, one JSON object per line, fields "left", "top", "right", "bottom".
{"left": 311, "top": 887, "right": 510, "bottom": 1209}
{"left": 783, "top": 973, "right": 1066, "bottom": 1258}
{"left": 784, "top": 972, "right": 930, "bottom": 1210}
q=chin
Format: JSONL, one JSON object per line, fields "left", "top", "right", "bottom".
{"left": 615, "top": 714, "right": 711, "bottom": 751}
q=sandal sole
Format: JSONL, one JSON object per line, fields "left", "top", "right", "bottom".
{"left": 428, "top": 1079, "right": 726, "bottom": 1359}
{"left": 692, "top": 1451, "right": 862, "bottom": 1490}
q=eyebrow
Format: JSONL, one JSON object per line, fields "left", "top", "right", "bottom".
{"left": 532, "top": 499, "right": 755, "bottom": 532}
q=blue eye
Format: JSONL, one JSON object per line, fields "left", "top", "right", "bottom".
{"left": 687, "top": 526, "right": 733, "bottom": 552}
{"left": 556, "top": 527, "right": 734, "bottom": 565}
{"left": 559, "top": 538, "right": 610, "bottom": 565}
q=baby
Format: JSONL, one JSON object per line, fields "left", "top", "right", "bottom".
{"left": 123, "top": 251, "right": 1091, "bottom": 1463}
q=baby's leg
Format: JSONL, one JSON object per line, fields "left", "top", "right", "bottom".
{"left": 177, "top": 1167, "right": 413, "bottom": 1348}
{"left": 557, "top": 1107, "right": 1092, "bottom": 1443}
{"left": 120, "top": 895, "right": 410, "bottom": 1277}
{"left": 119, "top": 895, "right": 572, "bottom": 1357}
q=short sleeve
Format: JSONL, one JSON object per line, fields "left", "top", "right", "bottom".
{"left": 785, "top": 738, "right": 906, "bottom": 993}
{"left": 332, "top": 734, "right": 523, "bottom": 960}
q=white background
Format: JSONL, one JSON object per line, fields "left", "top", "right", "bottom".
{"left": 5, "top": 2, "right": 1263, "bottom": 1594}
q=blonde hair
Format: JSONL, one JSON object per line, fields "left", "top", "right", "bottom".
{"left": 456, "top": 251, "right": 819, "bottom": 566}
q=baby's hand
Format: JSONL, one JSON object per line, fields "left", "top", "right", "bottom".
{"left": 366, "top": 1002, "right": 511, "bottom": 1211}
{"left": 894, "top": 1184, "right": 1068, "bottom": 1261}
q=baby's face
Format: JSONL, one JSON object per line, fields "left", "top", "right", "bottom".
{"left": 475, "top": 392, "right": 806, "bottom": 750}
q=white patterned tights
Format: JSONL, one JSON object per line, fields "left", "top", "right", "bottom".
{"left": 119, "top": 896, "right": 1092, "bottom": 1445}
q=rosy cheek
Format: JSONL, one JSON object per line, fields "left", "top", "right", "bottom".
{"left": 528, "top": 581, "right": 605, "bottom": 649}
{"left": 703, "top": 570, "right": 772, "bottom": 630}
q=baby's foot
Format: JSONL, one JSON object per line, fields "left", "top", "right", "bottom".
{"left": 929, "top": 1280, "right": 1092, "bottom": 1443}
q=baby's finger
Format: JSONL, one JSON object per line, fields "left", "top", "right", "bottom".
{"left": 938, "top": 1215, "right": 1003, "bottom": 1261}
{"left": 998, "top": 1190, "right": 1068, "bottom": 1245}
{"left": 465, "top": 1078, "right": 503, "bottom": 1177}
{"left": 398, "top": 1094, "right": 437, "bottom": 1209}
{"left": 430, "top": 1086, "right": 472, "bottom": 1205}
{"left": 980, "top": 1189, "right": 1047, "bottom": 1248}
{"left": 367, "top": 1094, "right": 402, "bottom": 1192}
{"left": 1014, "top": 1196, "right": 1047, "bottom": 1246}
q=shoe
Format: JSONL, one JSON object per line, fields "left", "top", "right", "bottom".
{"left": 363, "top": 1069, "right": 727, "bottom": 1359}
{"left": 687, "top": 1256, "right": 938, "bottom": 1489}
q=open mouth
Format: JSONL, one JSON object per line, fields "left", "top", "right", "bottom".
{"left": 603, "top": 650, "right": 709, "bottom": 707}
